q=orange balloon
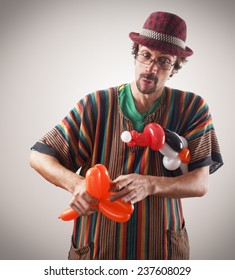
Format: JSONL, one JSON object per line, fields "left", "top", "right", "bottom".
{"left": 99, "top": 192, "right": 134, "bottom": 222}
{"left": 59, "top": 165, "right": 136, "bottom": 223}
{"left": 86, "top": 164, "right": 110, "bottom": 199}
{"left": 86, "top": 167, "right": 102, "bottom": 199}
{"left": 59, "top": 164, "right": 111, "bottom": 221}
{"left": 58, "top": 208, "right": 79, "bottom": 221}
{"left": 99, "top": 205, "right": 131, "bottom": 223}
{"left": 95, "top": 164, "right": 110, "bottom": 196}
{"left": 178, "top": 148, "right": 191, "bottom": 163}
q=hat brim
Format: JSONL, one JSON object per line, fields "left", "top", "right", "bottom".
{"left": 129, "top": 32, "right": 193, "bottom": 57}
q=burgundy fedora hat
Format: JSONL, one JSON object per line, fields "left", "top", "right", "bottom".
{"left": 129, "top": 11, "right": 193, "bottom": 57}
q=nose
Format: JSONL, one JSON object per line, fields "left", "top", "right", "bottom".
{"left": 146, "top": 60, "right": 158, "bottom": 73}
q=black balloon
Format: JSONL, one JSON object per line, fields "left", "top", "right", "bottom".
{"left": 164, "top": 129, "right": 184, "bottom": 152}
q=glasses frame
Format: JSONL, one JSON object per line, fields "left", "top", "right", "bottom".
{"left": 136, "top": 53, "right": 175, "bottom": 71}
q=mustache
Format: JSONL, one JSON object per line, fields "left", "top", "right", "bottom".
{"left": 140, "top": 73, "right": 158, "bottom": 82}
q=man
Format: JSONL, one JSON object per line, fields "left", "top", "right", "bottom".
{"left": 30, "top": 11, "right": 223, "bottom": 259}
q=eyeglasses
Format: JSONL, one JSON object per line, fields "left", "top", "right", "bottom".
{"left": 136, "top": 53, "right": 175, "bottom": 70}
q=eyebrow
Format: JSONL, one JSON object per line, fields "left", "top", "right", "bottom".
{"left": 139, "top": 46, "right": 174, "bottom": 58}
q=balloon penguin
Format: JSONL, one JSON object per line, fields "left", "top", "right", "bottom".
{"left": 59, "top": 164, "right": 134, "bottom": 222}
{"left": 121, "top": 123, "right": 191, "bottom": 173}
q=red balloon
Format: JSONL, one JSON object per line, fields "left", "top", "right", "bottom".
{"left": 130, "top": 129, "right": 151, "bottom": 147}
{"left": 127, "top": 140, "right": 136, "bottom": 147}
{"left": 144, "top": 123, "right": 165, "bottom": 150}
{"left": 178, "top": 148, "right": 191, "bottom": 163}
{"left": 130, "top": 130, "right": 139, "bottom": 141}
{"left": 135, "top": 132, "right": 151, "bottom": 147}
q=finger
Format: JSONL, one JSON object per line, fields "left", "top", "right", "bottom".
{"left": 71, "top": 203, "right": 98, "bottom": 216}
{"left": 113, "top": 175, "right": 133, "bottom": 190}
{"left": 109, "top": 181, "right": 116, "bottom": 192}
{"left": 109, "top": 188, "right": 131, "bottom": 202}
{"left": 84, "top": 193, "right": 99, "bottom": 205}
{"left": 113, "top": 181, "right": 130, "bottom": 191}
{"left": 109, "top": 191, "right": 124, "bottom": 202}
{"left": 111, "top": 181, "right": 124, "bottom": 191}
{"left": 70, "top": 201, "right": 83, "bottom": 215}
{"left": 70, "top": 197, "right": 98, "bottom": 215}
{"left": 122, "top": 191, "right": 137, "bottom": 203}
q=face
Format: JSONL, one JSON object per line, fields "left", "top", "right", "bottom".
{"left": 135, "top": 45, "right": 176, "bottom": 95}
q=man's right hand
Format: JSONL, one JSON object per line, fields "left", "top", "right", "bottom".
{"left": 70, "top": 180, "right": 99, "bottom": 216}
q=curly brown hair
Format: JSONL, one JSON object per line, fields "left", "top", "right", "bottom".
{"left": 131, "top": 43, "right": 187, "bottom": 76}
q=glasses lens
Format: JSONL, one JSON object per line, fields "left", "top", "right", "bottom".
{"left": 137, "top": 54, "right": 173, "bottom": 70}
{"left": 137, "top": 54, "right": 149, "bottom": 64}
{"left": 159, "top": 63, "right": 170, "bottom": 70}
{"left": 157, "top": 59, "right": 171, "bottom": 70}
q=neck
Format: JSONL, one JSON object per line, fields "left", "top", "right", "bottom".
{"left": 130, "top": 81, "right": 164, "bottom": 114}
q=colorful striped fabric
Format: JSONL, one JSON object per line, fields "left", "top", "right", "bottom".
{"left": 33, "top": 84, "right": 223, "bottom": 259}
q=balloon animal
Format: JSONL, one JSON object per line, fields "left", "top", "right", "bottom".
{"left": 121, "top": 123, "right": 191, "bottom": 172}
{"left": 59, "top": 164, "right": 134, "bottom": 222}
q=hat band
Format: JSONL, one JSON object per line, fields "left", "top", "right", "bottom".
{"left": 140, "top": 29, "right": 186, "bottom": 50}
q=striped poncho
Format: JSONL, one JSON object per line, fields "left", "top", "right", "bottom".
{"left": 33, "top": 84, "right": 223, "bottom": 259}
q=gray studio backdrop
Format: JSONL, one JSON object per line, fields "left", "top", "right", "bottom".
{"left": 0, "top": 0, "right": 234, "bottom": 259}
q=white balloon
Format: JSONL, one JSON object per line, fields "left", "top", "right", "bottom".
{"left": 180, "top": 163, "right": 188, "bottom": 174}
{"left": 121, "top": 131, "right": 132, "bottom": 143}
{"left": 180, "top": 136, "right": 188, "bottom": 148}
{"left": 159, "top": 143, "right": 178, "bottom": 158}
{"left": 163, "top": 156, "right": 181, "bottom": 171}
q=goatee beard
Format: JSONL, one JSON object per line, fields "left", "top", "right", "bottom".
{"left": 136, "top": 73, "right": 158, "bottom": 94}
